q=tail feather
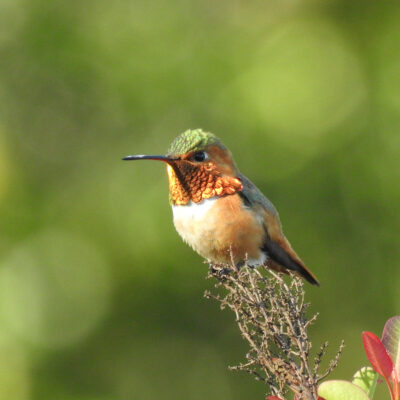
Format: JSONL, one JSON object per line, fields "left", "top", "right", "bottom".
{"left": 262, "top": 235, "right": 320, "bottom": 286}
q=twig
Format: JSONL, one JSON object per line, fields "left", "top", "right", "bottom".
{"left": 205, "top": 262, "right": 343, "bottom": 399}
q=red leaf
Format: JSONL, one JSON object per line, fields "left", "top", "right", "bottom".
{"left": 363, "top": 331, "right": 394, "bottom": 379}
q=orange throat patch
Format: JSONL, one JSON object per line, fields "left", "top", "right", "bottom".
{"left": 167, "top": 163, "right": 243, "bottom": 205}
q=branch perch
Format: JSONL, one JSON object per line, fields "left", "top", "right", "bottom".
{"left": 204, "top": 263, "right": 344, "bottom": 399}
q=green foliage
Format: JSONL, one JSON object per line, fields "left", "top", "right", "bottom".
{"left": 318, "top": 380, "right": 370, "bottom": 400}
{"left": 320, "top": 317, "right": 400, "bottom": 400}
{"left": 352, "top": 367, "right": 378, "bottom": 398}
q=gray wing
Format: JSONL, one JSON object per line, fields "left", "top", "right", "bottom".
{"left": 238, "top": 173, "right": 280, "bottom": 221}
{"left": 238, "top": 173, "right": 319, "bottom": 285}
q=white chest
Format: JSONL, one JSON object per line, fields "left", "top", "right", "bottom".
{"left": 171, "top": 199, "right": 218, "bottom": 257}
{"left": 172, "top": 198, "right": 217, "bottom": 222}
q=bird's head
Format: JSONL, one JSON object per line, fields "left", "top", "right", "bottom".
{"left": 123, "top": 129, "right": 242, "bottom": 205}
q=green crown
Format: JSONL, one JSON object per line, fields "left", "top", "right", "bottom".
{"left": 167, "top": 129, "right": 225, "bottom": 156}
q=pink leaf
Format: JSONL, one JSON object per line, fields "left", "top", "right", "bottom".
{"left": 382, "top": 316, "right": 400, "bottom": 382}
{"left": 266, "top": 397, "right": 283, "bottom": 400}
{"left": 363, "top": 331, "right": 394, "bottom": 379}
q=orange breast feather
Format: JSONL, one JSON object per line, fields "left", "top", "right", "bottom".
{"left": 204, "top": 194, "right": 265, "bottom": 264}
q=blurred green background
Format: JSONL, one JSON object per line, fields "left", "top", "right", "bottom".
{"left": 0, "top": 0, "right": 399, "bottom": 398}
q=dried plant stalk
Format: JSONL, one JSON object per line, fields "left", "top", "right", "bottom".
{"left": 204, "top": 263, "right": 344, "bottom": 400}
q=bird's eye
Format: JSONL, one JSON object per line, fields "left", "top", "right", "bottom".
{"left": 192, "top": 151, "right": 208, "bottom": 162}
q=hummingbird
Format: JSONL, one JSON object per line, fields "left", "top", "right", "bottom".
{"left": 123, "top": 129, "right": 319, "bottom": 285}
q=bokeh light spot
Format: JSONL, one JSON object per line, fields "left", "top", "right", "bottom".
{"left": 0, "top": 334, "right": 30, "bottom": 400}
{"left": 0, "top": 230, "right": 111, "bottom": 348}
{"left": 220, "top": 18, "right": 366, "bottom": 154}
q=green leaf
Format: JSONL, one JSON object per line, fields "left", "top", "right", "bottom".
{"left": 318, "top": 380, "right": 370, "bottom": 400}
{"left": 352, "top": 366, "right": 378, "bottom": 398}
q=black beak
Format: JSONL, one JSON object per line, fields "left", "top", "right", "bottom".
{"left": 122, "top": 154, "right": 178, "bottom": 163}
